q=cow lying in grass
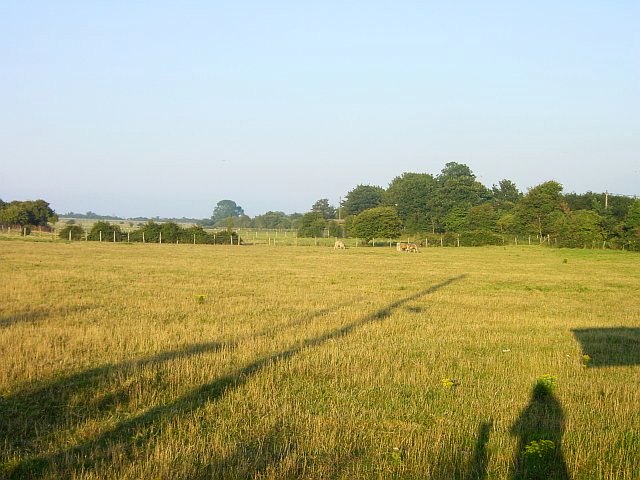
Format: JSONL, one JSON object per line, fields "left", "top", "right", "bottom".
{"left": 334, "top": 240, "right": 346, "bottom": 249}
{"left": 396, "top": 242, "right": 420, "bottom": 253}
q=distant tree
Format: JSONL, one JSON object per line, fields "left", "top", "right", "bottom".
{"left": 212, "top": 200, "right": 244, "bottom": 224}
{"left": 465, "top": 203, "right": 497, "bottom": 232}
{"left": 385, "top": 172, "right": 437, "bottom": 233}
{"left": 253, "top": 211, "right": 292, "bottom": 229}
{"left": 492, "top": 179, "right": 522, "bottom": 204}
{"left": 442, "top": 205, "right": 468, "bottom": 233}
{"left": 0, "top": 203, "right": 30, "bottom": 226}
{"left": 327, "top": 220, "right": 343, "bottom": 238}
{"left": 496, "top": 213, "right": 518, "bottom": 234}
{"left": 297, "top": 212, "right": 326, "bottom": 237}
{"left": 349, "top": 207, "right": 402, "bottom": 242}
{"left": 0, "top": 199, "right": 57, "bottom": 227}
{"left": 515, "top": 181, "right": 565, "bottom": 237}
{"left": 288, "top": 213, "right": 304, "bottom": 230}
{"left": 623, "top": 200, "right": 640, "bottom": 242}
{"left": 311, "top": 199, "right": 336, "bottom": 219}
{"left": 555, "top": 210, "right": 605, "bottom": 248}
{"left": 492, "top": 179, "right": 522, "bottom": 216}
{"left": 342, "top": 185, "right": 385, "bottom": 216}
{"left": 430, "top": 163, "right": 490, "bottom": 231}
{"left": 234, "top": 214, "right": 252, "bottom": 228}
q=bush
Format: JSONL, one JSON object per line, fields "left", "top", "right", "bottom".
{"left": 88, "top": 221, "right": 122, "bottom": 241}
{"left": 58, "top": 225, "right": 85, "bottom": 240}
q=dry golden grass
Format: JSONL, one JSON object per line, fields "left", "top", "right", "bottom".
{"left": 1, "top": 239, "right": 639, "bottom": 479}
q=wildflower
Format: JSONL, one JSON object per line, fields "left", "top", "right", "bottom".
{"left": 441, "top": 378, "right": 460, "bottom": 388}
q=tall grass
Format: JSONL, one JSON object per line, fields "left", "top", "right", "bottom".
{"left": 1, "top": 241, "right": 638, "bottom": 479}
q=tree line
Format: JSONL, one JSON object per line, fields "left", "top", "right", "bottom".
{"left": 3, "top": 162, "right": 639, "bottom": 250}
{"left": 209, "top": 163, "right": 640, "bottom": 250}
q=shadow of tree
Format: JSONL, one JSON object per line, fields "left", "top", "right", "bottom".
{"left": 571, "top": 327, "right": 640, "bottom": 367}
{"left": 510, "top": 383, "right": 569, "bottom": 480}
{"left": 0, "top": 306, "right": 92, "bottom": 329}
{"left": 5, "top": 275, "right": 466, "bottom": 478}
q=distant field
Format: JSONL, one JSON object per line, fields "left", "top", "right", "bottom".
{"left": 1, "top": 241, "right": 639, "bottom": 479}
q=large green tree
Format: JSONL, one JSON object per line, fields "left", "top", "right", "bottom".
{"left": 349, "top": 207, "right": 402, "bottom": 242}
{"left": 0, "top": 199, "right": 57, "bottom": 227}
{"left": 342, "top": 185, "right": 385, "bottom": 216}
{"left": 384, "top": 172, "right": 436, "bottom": 233}
{"left": 430, "top": 163, "right": 490, "bottom": 232}
{"left": 311, "top": 199, "right": 336, "bottom": 220}
{"left": 211, "top": 200, "right": 244, "bottom": 224}
{"left": 515, "top": 181, "right": 565, "bottom": 236}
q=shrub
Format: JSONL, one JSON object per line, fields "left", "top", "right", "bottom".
{"left": 88, "top": 221, "right": 122, "bottom": 241}
{"left": 58, "top": 225, "right": 85, "bottom": 240}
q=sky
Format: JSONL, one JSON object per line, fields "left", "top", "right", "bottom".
{"left": 1, "top": 1, "right": 638, "bottom": 218}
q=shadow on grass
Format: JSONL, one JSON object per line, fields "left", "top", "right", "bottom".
{"left": 5, "top": 275, "right": 466, "bottom": 479}
{"left": 0, "top": 342, "right": 227, "bottom": 462}
{"left": 510, "top": 383, "right": 569, "bottom": 480}
{"left": 0, "top": 306, "right": 92, "bottom": 329}
{"left": 571, "top": 327, "right": 640, "bottom": 367}
{"left": 431, "top": 420, "right": 492, "bottom": 480}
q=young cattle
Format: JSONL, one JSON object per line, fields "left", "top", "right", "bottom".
{"left": 396, "top": 242, "right": 420, "bottom": 253}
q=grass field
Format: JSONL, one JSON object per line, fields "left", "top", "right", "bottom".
{"left": 1, "top": 239, "right": 639, "bottom": 479}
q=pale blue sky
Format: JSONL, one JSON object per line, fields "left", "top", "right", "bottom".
{"left": 1, "top": 1, "right": 638, "bottom": 218}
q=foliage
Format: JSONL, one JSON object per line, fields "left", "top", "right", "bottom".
{"left": 252, "top": 211, "right": 292, "bottom": 229}
{"left": 349, "top": 207, "right": 402, "bottom": 242}
{"left": 458, "top": 230, "right": 504, "bottom": 247}
{"left": 465, "top": 203, "right": 497, "bottom": 232}
{"left": 0, "top": 200, "right": 58, "bottom": 227}
{"left": 624, "top": 200, "right": 640, "bottom": 235}
{"left": 515, "top": 181, "right": 564, "bottom": 236}
{"left": 385, "top": 172, "right": 436, "bottom": 233}
{"left": 492, "top": 179, "right": 522, "bottom": 204}
{"left": 554, "top": 210, "right": 605, "bottom": 248}
{"left": 211, "top": 200, "right": 244, "bottom": 225}
{"left": 327, "top": 220, "right": 343, "bottom": 238}
{"left": 311, "top": 199, "right": 336, "bottom": 220}
{"left": 342, "top": 185, "right": 385, "bottom": 216}
{"left": 297, "top": 212, "right": 326, "bottom": 238}
{"left": 58, "top": 225, "right": 85, "bottom": 241}
{"left": 88, "top": 221, "right": 122, "bottom": 241}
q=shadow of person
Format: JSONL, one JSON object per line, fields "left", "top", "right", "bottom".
{"left": 510, "top": 381, "right": 570, "bottom": 479}
{"left": 468, "top": 420, "right": 493, "bottom": 480}
{"left": 429, "top": 420, "right": 492, "bottom": 480}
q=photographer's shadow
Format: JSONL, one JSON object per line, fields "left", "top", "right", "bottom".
{"left": 510, "top": 381, "right": 569, "bottom": 479}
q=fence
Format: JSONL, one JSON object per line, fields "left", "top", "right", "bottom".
{"left": 1, "top": 225, "right": 638, "bottom": 251}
